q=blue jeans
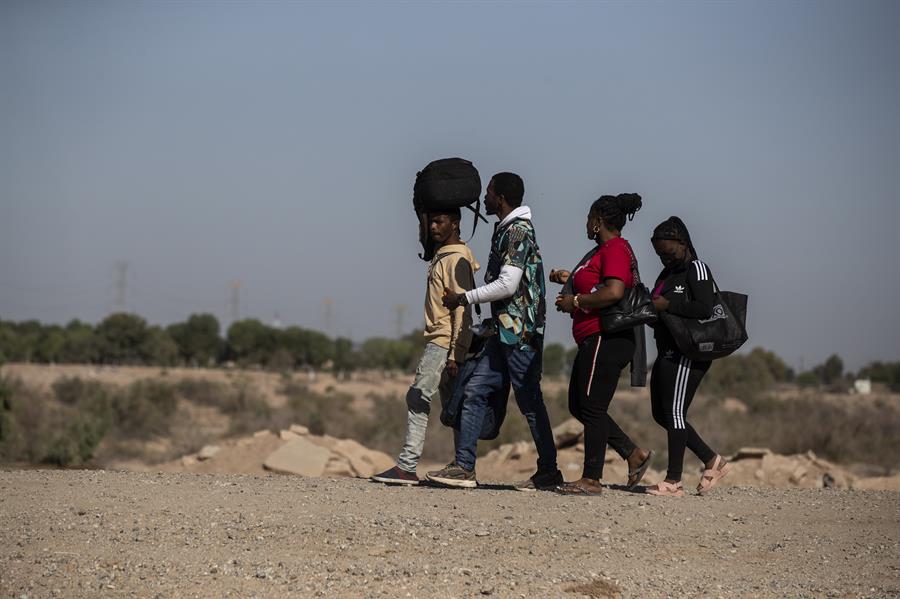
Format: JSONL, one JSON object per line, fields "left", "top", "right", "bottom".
{"left": 455, "top": 336, "right": 557, "bottom": 473}
{"left": 397, "top": 343, "right": 453, "bottom": 473}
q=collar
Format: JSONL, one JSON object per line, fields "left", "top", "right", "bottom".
{"left": 497, "top": 205, "right": 532, "bottom": 228}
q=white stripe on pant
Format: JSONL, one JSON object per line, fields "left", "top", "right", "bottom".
{"left": 672, "top": 356, "right": 692, "bottom": 429}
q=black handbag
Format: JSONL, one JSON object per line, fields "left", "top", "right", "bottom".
{"left": 599, "top": 243, "right": 658, "bottom": 333}
{"left": 659, "top": 280, "right": 748, "bottom": 361}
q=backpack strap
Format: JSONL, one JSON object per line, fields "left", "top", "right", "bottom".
{"left": 464, "top": 198, "right": 489, "bottom": 242}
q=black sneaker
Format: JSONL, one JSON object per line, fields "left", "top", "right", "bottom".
{"left": 425, "top": 462, "right": 477, "bottom": 488}
{"left": 371, "top": 466, "right": 419, "bottom": 486}
{"left": 514, "top": 469, "right": 564, "bottom": 491}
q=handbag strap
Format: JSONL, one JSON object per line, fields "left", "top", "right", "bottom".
{"left": 624, "top": 240, "right": 642, "bottom": 286}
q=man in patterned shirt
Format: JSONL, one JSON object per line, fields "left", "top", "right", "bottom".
{"left": 427, "top": 172, "right": 562, "bottom": 490}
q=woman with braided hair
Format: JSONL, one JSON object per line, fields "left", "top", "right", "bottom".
{"left": 550, "top": 193, "right": 654, "bottom": 496}
{"left": 645, "top": 216, "right": 730, "bottom": 496}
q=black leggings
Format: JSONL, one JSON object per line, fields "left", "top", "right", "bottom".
{"left": 568, "top": 332, "right": 637, "bottom": 480}
{"left": 650, "top": 345, "right": 716, "bottom": 481}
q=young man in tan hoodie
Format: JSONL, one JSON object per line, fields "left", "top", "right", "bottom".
{"left": 371, "top": 208, "right": 478, "bottom": 485}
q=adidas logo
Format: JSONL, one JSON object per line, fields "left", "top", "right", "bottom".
{"left": 674, "top": 285, "right": 685, "bottom": 294}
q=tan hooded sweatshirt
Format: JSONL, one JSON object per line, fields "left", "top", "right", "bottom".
{"left": 423, "top": 243, "right": 479, "bottom": 362}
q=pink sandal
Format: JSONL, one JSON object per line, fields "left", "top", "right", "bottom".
{"left": 645, "top": 480, "right": 684, "bottom": 497}
{"left": 697, "top": 456, "right": 731, "bottom": 495}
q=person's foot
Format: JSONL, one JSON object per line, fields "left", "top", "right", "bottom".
{"left": 555, "top": 477, "right": 603, "bottom": 496}
{"left": 645, "top": 480, "right": 685, "bottom": 497}
{"left": 426, "top": 462, "right": 477, "bottom": 488}
{"left": 513, "top": 469, "right": 564, "bottom": 491}
{"left": 371, "top": 465, "right": 419, "bottom": 486}
{"left": 697, "top": 455, "right": 731, "bottom": 495}
{"left": 626, "top": 448, "right": 654, "bottom": 490}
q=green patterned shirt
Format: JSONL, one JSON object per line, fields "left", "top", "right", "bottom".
{"left": 486, "top": 215, "right": 546, "bottom": 350}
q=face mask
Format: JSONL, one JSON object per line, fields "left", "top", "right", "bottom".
{"left": 660, "top": 254, "right": 679, "bottom": 268}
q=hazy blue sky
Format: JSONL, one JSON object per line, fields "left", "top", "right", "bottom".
{"left": 2, "top": 1, "right": 899, "bottom": 370}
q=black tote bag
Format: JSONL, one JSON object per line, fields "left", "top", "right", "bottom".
{"left": 660, "top": 286, "right": 748, "bottom": 361}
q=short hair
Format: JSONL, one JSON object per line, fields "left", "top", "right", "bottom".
{"left": 491, "top": 172, "right": 524, "bottom": 208}
{"left": 589, "top": 193, "right": 642, "bottom": 231}
{"left": 428, "top": 207, "right": 462, "bottom": 221}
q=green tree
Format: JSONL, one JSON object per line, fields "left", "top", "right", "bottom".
{"left": 226, "top": 319, "right": 278, "bottom": 365}
{"left": 58, "top": 320, "right": 100, "bottom": 364}
{"left": 332, "top": 337, "right": 356, "bottom": 374}
{"left": 168, "top": 313, "right": 223, "bottom": 366}
{"left": 140, "top": 326, "right": 180, "bottom": 366}
{"left": 814, "top": 354, "right": 844, "bottom": 385}
{"left": 95, "top": 313, "right": 150, "bottom": 364}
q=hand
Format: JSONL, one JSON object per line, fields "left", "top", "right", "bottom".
{"left": 556, "top": 294, "right": 576, "bottom": 314}
{"left": 445, "top": 359, "right": 459, "bottom": 378}
{"left": 442, "top": 287, "right": 462, "bottom": 309}
{"left": 549, "top": 269, "right": 571, "bottom": 284}
{"left": 653, "top": 296, "right": 669, "bottom": 312}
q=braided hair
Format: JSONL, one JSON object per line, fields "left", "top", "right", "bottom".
{"left": 589, "top": 193, "right": 642, "bottom": 231}
{"left": 651, "top": 216, "right": 698, "bottom": 260}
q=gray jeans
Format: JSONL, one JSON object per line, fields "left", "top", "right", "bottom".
{"left": 397, "top": 342, "right": 453, "bottom": 473}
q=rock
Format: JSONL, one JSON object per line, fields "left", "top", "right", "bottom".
{"left": 263, "top": 437, "right": 332, "bottom": 476}
{"left": 289, "top": 424, "right": 310, "bottom": 436}
{"left": 552, "top": 418, "right": 584, "bottom": 449}
{"left": 253, "top": 430, "right": 273, "bottom": 438}
{"left": 731, "top": 447, "right": 772, "bottom": 461}
{"left": 853, "top": 473, "right": 900, "bottom": 491}
{"left": 279, "top": 430, "right": 300, "bottom": 441}
{"left": 721, "top": 398, "right": 748, "bottom": 414}
{"left": 197, "top": 445, "right": 220, "bottom": 461}
{"left": 181, "top": 455, "right": 198, "bottom": 467}
{"left": 330, "top": 439, "right": 393, "bottom": 478}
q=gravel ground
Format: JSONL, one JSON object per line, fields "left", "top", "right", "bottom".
{"left": 1, "top": 470, "right": 898, "bottom": 598}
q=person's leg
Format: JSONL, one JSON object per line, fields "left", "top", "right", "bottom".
{"left": 680, "top": 360, "right": 716, "bottom": 466}
{"left": 567, "top": 345, "right": 587, "bottom": 425}
{"left": 396, "top": 343, "right": 447, "bottom": 473}
{"left": 454, "top": 337, "right": 507, "bottom": 472}
{"left": 506, "top": 343, "right": 557, "bottom": 474}
{"left": 663, "top": 354, "right": 697, "bottom": 482}
{"left": 578, "top": 335, "right": 632, "bottom": 480}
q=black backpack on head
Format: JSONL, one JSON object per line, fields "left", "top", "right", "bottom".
{"left": 413, "top": 158, "right": 485, "bottom": 261}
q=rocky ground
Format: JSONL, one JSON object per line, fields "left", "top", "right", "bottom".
{"left": 1, "top": 470, "right": 898, "bottom": 599}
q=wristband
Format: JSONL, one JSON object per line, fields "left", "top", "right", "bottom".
{"left": 573, "top": 294, "right": 581, "bottom": 309}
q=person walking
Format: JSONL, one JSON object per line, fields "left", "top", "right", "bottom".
{"left": 371, "top": 208, "right": 477, "bottom": 485}
{"left": 427, "top": 172, "right": 561, "bottom": 490}
{"left": 551, "top": 193, "right": 654, "bottom": 495}
{"left": 644, "top": 216, "right": 731, "bottom": 496}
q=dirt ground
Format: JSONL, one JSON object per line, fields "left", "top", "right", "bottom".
{"left": 1, "top": 470, "right": 898, "bottom": 599}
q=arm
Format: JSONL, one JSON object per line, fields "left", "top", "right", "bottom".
{"left": 465, "top": 265, "right": 522, "bottom": 304}
{"left": 447, "top": 257, "right": 476, "bottom": 364}
{"left": 556, "top": 278, "right": 624, "bottom": 313}
{"left": 663, "top": 261, "right": 715, "bottom": 319}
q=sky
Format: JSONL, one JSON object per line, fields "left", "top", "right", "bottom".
{"left": 2, "top": 1, "right": 899, "bottom": 371}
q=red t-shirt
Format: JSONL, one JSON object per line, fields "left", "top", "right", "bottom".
{"left": 571, "top": 237, "right": 635, "bottom": 344}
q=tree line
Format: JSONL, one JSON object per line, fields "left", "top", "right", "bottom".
{"left": 0, "top": 314, "right": 897, "bottom": 390}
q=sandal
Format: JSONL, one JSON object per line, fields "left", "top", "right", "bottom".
{"left": 697, "top": 455, "right": 731, "bottom": 495}
{"left": 555, "top": 481, "right": 603, "bottom": 496}
{"left": 645, "top": 480, "right": 684, "bottom": 497}
{"left": 626, "top": 450, "right": 654, "bottom": 490}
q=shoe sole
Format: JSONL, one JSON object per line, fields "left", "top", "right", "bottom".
{"left": 370, "top": 476, "right": 419, "bottom": 485}
{"left": 425, "top": 475, "right": 477, "bottom": 488}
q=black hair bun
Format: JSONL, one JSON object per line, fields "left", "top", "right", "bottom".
{"left": 616, "top": 193, "right": 642, "bottom": 215}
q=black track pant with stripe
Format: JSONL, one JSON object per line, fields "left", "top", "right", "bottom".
{"left": 650, "top": 345, "right": 716, "bottom": 481}
{"left": 568, "top": 331, "right": 638, "bottom": 480}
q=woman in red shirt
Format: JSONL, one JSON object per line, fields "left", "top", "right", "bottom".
{"left": 552, "top": 194, "right": 653, "bottom": 495}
